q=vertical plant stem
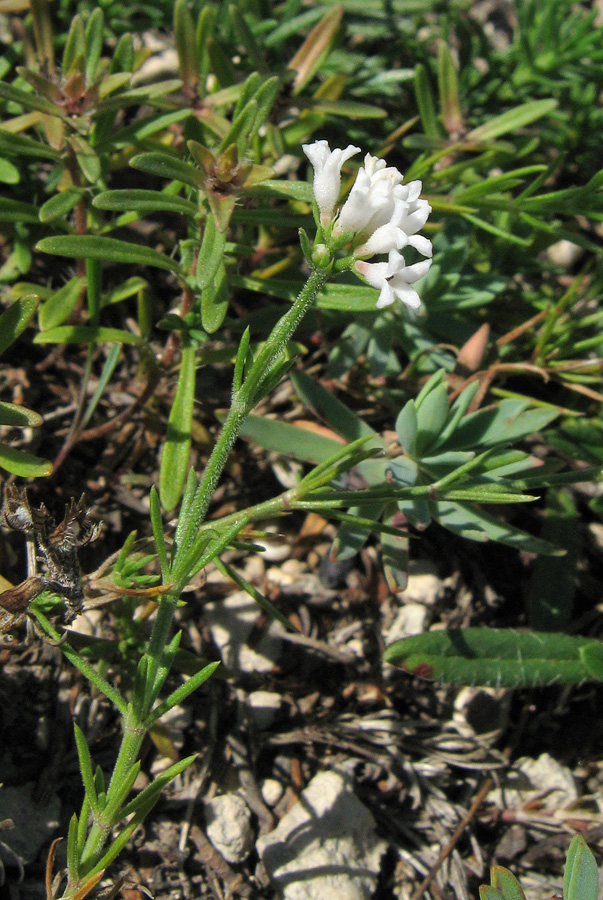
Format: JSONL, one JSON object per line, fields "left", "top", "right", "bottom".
{"left": 172, "top": 267, "right": 328, "bottom": 580}
{"left": 75, "top": 723, "right": 144, "bottom": 880}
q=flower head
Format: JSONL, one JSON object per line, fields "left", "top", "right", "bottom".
{"left": 302, "top": 140, "right": 360, "bottom": 225}
{"left": 303, "top": 141, "right": 433, "bottom": 308}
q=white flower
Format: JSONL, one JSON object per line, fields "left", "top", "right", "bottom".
{"left": 334, "top": 153, "right": 402, "bottom": 237}
{"left": 303, "top": 140, "right": 433, "bottom": 308}
{"left": 354, "top": 195, "right": 433, "bottom": 258}
{"left": 355, "top": 250, "right": 432, "bottom": 309}
{"left": 302, "top": 140, "right": 360, "bottom": 225}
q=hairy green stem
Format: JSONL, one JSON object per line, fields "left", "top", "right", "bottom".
{"left": 71, "top": 723, "right": 144, "bottom": 887}
{"left": 171, "top": 267, "right": 328, "bottom": 581}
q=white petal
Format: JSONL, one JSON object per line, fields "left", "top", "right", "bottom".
{"left": 302, "top": 140, "right": 330, "bottom": 167}
{"left": 406, "top": 234, "right": 433, "bottom": 257}
{"left": 392, "top": 258, "right": 432, "bottom": 284}
{"left": 355, "top": 259, "right": 389, "bottom": 289}
{"left": 302, "top": 141, "right": 360, "bottom": 224}
{"left": 385, "top": 249, "right": 406, "bottom": 273}
{"left": 354, "top": 224, "right": 408, "bottom": 258}
{"left": 399, "top": 202, "right": 431, "bottom": 235}
{"left": 376, "top": 280, "right": 396, "bottom": 308}
{"left": 392, "top": 284, "right": 421, "bottom": 308}
{"left": 404, "top": 180, "right": 423, "bottom": 202}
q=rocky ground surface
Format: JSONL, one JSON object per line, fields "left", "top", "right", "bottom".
{"left": 1, "top": 483, "right": 603, "bottom": 899}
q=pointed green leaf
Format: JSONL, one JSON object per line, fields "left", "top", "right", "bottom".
{"left": 93, "top": 189, "right": 198, "bottom": 216}
{"left": 0, "top": 81, "right": 62, "bottom": 115}
{"left": 414, "top": 62, "right": 439, "bottom": 138}
{"left": 467, "top": 99, "right": 558, "bottom": 143}
{"left": 159, "top": 342, "right": 196, "bottom": 512}
{"left": 564, "top": 837, "right": 600, "bottom": 900}
{"left": 431, "top": 500, "right": 563, "bottom": 555}
{"left": 39, "top": 187, "right": 84, "bottom": 223}
{"left": 438, "top": 399, "right": 558, "bottom": 452}
{"left": 0, "top": 401, "right": 42, "bottom": 427}
{"left": 84, "top": 7, "right": 104, "bottom": 84}
{"left": 415, "top": 383, "right": 449, "bottom": 455}
{"left": 395, "top": 400, "right": 418, "bottom": 455}
{"left": 174, "top": 0, "right": 198, "bottom": 89}
{"left": 384, "top": 629, "right": 603, "bottom": 686}
{"left": 197, "top": 215, "right": 227, "bottom": 291}
{"left": 63, "top": 15, "right": 85, "bottom": 75}
{"left": 149, "top": 485, "right": 170, "bottom": 579}
{"left": 39, "top": 277, "right": 83, "bottom": 331}
{"left": 130, "top": 151, "right": 204, "bottom": 189}
{"left": 34, "top": 325, "right": 143, "bottom": 345}
{"left": 0, "top": 444, "right": 52, "bottom": 477}
{"left": 291, "top": 370, "right": 376, "bottom": 443}
{"left": 0, "top": 128, "right": 59, "bottom": 160}
{"left": 36, "top": 235, "right": 184, "bottom": 275}
{"left": 201, "top": 262, "right": 229, "bottom": 334}
{"left": 0, "top": 293, "right": 39, "bottom": 354}
{"left": 240, "top": 414, "right": 344, "bottom": 463}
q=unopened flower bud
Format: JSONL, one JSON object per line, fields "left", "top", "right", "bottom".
{"left": 311, "top": 243, "right": 332, "bottom": 270}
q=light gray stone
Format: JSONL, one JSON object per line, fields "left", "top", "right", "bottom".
{"left": 204, "top": 591, "right": 282, "bottom": 674}
{"left": 382, "top": 602, "right": 428, "bottom": 646}
{"left": 489, "top": 753, "right": 577, "bottom": 812}
{"left": 247, "top": 690, "right": 283, "bottom": 729}
{"left": 257, "top": 771, "right": 387, "bottom": 900}
{"left": 205, "top": 793, "right": 254, "bottom": 864}
{"left": 261, "top": 778, "right": 285, "bottom": 808}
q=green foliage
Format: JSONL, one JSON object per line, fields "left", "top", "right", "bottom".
{"left": 479, "top": 837, "right": 599, "bottom": 900}
{"left": 0, "top": 295, "right": 51, "bottom": 476}
{"left": 2, "top": 0, "right": 603, "bottom": 894}
{"left": 383, "top": 629, "right": 603, "bottom": 687}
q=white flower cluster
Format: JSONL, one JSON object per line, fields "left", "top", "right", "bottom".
{"left": 302, "top": 140, "right": 432, "bottom": 309}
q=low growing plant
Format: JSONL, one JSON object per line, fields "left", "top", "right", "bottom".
{"left": 1, "top": 2, "right": 603, "bottom": 896}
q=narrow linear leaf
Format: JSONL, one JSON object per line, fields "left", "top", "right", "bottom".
{"left": 34, "top": 325, "right": 143, "bottom": 346}
{"left": 201, "top": 262, "right": 229, "bottom": 334}
{"left": 39, "top": 277, "right": 84, "bottom": 331}
{"left": 466, "top": 99, "right": 558, "bottom": 143}
{"left": 564, "top": 836, "right": 600, "bottom": 900}
{"left": 129, "top": 151, "right": 204, "bottom": 189}
{"left": 159, "top": 343, "right": 197, "bottom": 512}
{"left": 0, "top": 81, "right": 62, "bottom": 114}
{"left": 240, "top": 414, "right": 345, "bottom": 463}
{"left": 0, "top": 198, "right": 40, "bottom": 223}
{"left": 39, "top": 187, "right": 84, "bottom": 223}
{"left": 36, "top": 236, "right": 183, "bottom": 275}
{"left": 93, "top": 190, "right": 198, "bottom": 216}
{"left": 291, "top": 370, "right": 376, "bottom": 442}
{"left": 0, "top": 293, "right": 39, "bottom": 354}
{"left": 383, "top": 629, "right": 603, "bottom": 687}
{"left": 288, "top": 5, "right": 343, "bottom": 95}
{"left": 0, "top": 128, "right": 59, "bottom": 159}
{"left": 0, "top": 444, "right": 52, "bottom": 477}
{"left": 414, "top": 62, "right": 439, "bottom": 139}
{"left": 0, "top": 401, "right": 42, "bottom": 427}
{"left": 431, "top": 500, "right": 563, "bottom": 555}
